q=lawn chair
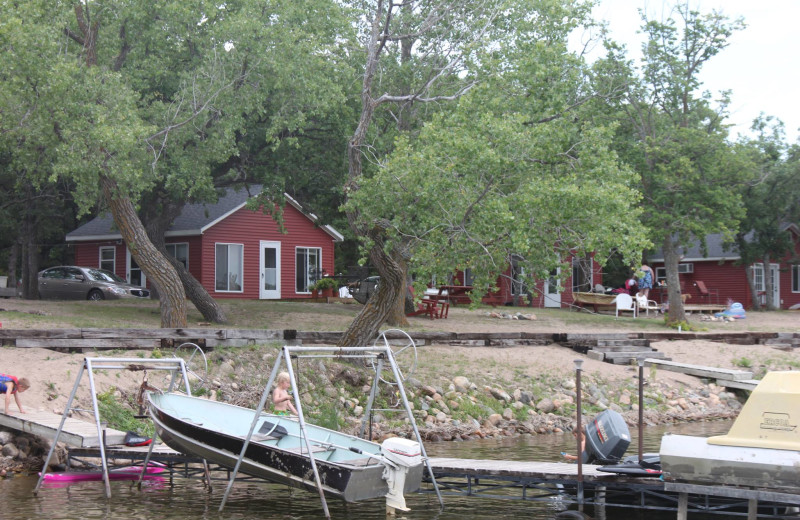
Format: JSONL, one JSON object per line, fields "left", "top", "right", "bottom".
{"left": 694, "top": 280, "right": 719, "bottom": 304}
{"left": 406, "top": 298, "right": 439, "bottom": 319}
{"left": 636, "top": 293, "right": 660, "bottom": 316}
{"left": 613, "top": 293, "right": 637, "bottom": 318}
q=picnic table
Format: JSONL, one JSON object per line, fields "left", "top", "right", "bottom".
{"left": 572, "top": 292, "right": 617, "bottom": 312}
{"left": 430, "top": 285, "right": 473, "bottom": 306}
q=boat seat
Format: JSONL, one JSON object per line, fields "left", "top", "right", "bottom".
{"left": 250, "top": 434, "right": 280, "bottom": 443}
{"left": 285, "top": 445, "right": 330, "bottom": 454}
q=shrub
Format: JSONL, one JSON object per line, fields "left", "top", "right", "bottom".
{"left": 314, "top": 277, "right": 338, "bottom": 290}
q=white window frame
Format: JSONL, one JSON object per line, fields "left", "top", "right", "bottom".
{"left": 99, "top": 247, "right": 116, "bottom": 273}
{"left": 166, "top": 242, "right": 189, "bottom": 270}
{"left": 571, "top": 256, "right": 593, "bottom": 293}
{"left": 752, "top": 263, "right": 765, "bottom": 292}
{"left": 793, "top": 265, "right": 800, "bottom": 293}
{"left": 295, "top": 247, "right": 322, "bottom": 294}
{"left": 215, "top": 243, "right": 244, "bottom": 293}
{"left": 655, "top": 267, "right": 667, "bottom": 284}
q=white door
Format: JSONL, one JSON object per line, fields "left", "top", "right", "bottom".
{"left": 544, "top": 268, "right": 561, "bottom": 308}
{"left": 769, "top": 263, "right": 780, "bottom": 307}
{"left": 259, "top": 241, "right": 281, "bottom": 299}
{"left": 126, "top": 250, "right": 147, "bottom": 287}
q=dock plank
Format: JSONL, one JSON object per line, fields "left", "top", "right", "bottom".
{"left": 0, "top": 410, "right": 126, "bottom": 447}
{"left": 643, "top": 359, "right": 753, "bottom": 381}
{"left": 429, "top": 457, "right": 623, "bottom": 481}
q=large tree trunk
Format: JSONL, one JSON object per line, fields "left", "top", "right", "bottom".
{"left": 337, "top": 233, "right": 406, "bottom": 347}
{"left": 100, "top": 176, "right": 187, "bottom": 327}
{"left": 662, "top": 236, "right": 686, "bottom": 324}
{"left": 745, "top": 264, "right": 761, "bottom": 310}
{"left": 141, "top": 198, "right": 228, "bottom": 323}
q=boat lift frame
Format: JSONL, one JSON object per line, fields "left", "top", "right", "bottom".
{"left": 217, "top": 342, "right": 444, "bottom": 518}
{"left": 33, "top": 356, "right": 194, "bottom": 498}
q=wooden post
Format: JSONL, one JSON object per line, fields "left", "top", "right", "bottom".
{"left": 677, "top": 492, "right": 688, "bottom": 520}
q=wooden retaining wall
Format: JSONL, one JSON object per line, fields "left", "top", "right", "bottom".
{"left": 0, "top": 328, "right": 796, "bottom": 351}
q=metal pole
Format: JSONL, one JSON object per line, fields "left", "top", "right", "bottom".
{"left": 285, "top": 346, "right": 331, "bottom": 520}
{"left": 33, "top": 362, "right": 86, "bottom": 495}
{"left": 218, "top": 350, "right": 285, "bottom": 512}
{"left": 638, "top": 358, "right": 645, "bottom": 464}
{"left": 85, "top": 358, "right": 112, "bottom": 498}
{"left": 359, "top": 355, "right": 383, "bottom": 439}
{"left": 385, "top": 346, "right": 444, "bottom": 510}
{"left": 574, "top": 358, "right": 584, "bottom": 508}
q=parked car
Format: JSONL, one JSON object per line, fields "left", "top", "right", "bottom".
{"left": 38, "top": 266, "right": 151, "bottom": 301}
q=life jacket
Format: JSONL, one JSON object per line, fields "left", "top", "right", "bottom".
{"left": 0, "top": 374, "right": 19, "bottom": 394}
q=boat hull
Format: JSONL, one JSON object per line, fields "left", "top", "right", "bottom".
{"left": 148, "top": 393, "right": 423, "bottom": 502}
{"left": 660, "top": 434, "right": 800, "bottom": 492}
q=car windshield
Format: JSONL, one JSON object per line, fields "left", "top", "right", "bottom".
{"left": 86, "top": 269, "right": 127, "bottom": 283}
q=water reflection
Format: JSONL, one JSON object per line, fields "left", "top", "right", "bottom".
{"left": 2, "top": 420, "right": 734, "bottom": 520}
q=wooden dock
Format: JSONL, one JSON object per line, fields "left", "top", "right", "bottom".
{"left": 0, "top": 410, "right": 126, "bottom": 447}
{"left": 643, "top": 358, "right": 760, "bottom": 390}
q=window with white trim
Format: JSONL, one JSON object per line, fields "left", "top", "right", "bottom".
{"left": 792, "top": 265, "right": 799, "bottom": 293}
{"left": 295, "top": 247, "right": 321, "bottom": 293}
{"left": 655, "top": 267, "right": 666, "bottom": 284}
{"left": 215, "top": 243, "right": 243, "bottom": 292}
{"left": 510, "top": 256, "right": 526, "bottom": 296}
{"left": 752, "top": 263, "right": 765, "bottom": 292}
{"left": 99, "top": 247, "right": 115, "bottom": 272}
{"left": 166, "top": 243, "right": 189, "bottom": 269}
{"left": 571, "top": 256, "right": 593, "bottom": 293}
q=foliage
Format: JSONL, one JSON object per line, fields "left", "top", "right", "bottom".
{"left": 313, "top": 277, "right": 339, "bottom": 291}
{"left": 598, "top": 3, "right": 754, "bottom": 323}
{"left": 97, "top": 388, "right": 154, "bottom": 438}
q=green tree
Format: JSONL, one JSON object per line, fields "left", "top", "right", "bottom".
{"left": 605, "top": 3, "right": 752, "bottom": 324}
{"left": 734, "top": 116, "right": 800, "bottom": 310}
{"left": 340, "top": 0, "right": 644, "bottom": 346}
{"left": 0, "top": 0, "right": 351, "bottom": 325}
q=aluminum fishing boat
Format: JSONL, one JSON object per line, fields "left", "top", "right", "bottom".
{"left": 147, "top": 392, "right": 424, "bottom": 503}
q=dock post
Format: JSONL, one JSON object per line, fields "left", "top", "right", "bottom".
{"left": 677, "top": 492, "right": 688, "bottom": 520}
{"left": 637, "top": 358, "right": 645, "bottom": 463}
{"left": 574, "top": 359, "right": 584, "bottom": 508}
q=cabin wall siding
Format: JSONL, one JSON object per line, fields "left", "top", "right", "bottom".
{"left": 201, "top": 204, "right": 335, "bottom": 299}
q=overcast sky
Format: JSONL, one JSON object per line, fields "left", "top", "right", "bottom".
{"left": 581, "top": 0, "right": 800, "bottom": 144}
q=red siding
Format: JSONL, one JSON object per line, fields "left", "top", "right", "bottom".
{"left": 69, "top": 205, "right": 336, "bottom": 300}
{"left": 200, "top": 204, "right": 336, "bottom": 299}
{"left": 72, "top": 241, "right": 127, "bottom": 280}
{"left": 650, "top": 234, "right": 800, "bottom": 310}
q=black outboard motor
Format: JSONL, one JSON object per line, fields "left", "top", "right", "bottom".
{"left": 582, "top": 409, "right": 631, "bottom": 464}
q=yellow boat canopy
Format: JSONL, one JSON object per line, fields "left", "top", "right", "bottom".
{"left": 708, "top": 371, "right": 800, "bottom": 450}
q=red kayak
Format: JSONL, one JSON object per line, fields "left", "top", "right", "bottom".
{"left": 40, "top": 463, "right": 166, "bottom": 482}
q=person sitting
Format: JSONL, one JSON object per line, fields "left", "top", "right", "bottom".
{"left": 272, "top": 371, "right": 297, "bottom": 416}
{"left": 1, "top": 373, "right": 30, "bottom": 415}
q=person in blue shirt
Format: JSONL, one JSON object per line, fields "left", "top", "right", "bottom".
{"left": 1, "top": 373, "right": 30, "bottom": 415}
{"left": 637, "top": 264, "right": 654, "bottom": 299}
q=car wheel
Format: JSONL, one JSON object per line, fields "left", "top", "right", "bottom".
{"left": 87, "top": 289, "right": 105, "bottom": 301}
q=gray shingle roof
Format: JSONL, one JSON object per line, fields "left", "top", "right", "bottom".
{"left": 66, "top": 186, "right": 342, "bottom": 241}
{"left": 647, "top": 233, "right": 742, "bottom": 262}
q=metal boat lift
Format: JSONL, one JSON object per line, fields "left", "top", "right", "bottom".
{"left": 213, "top": 330, "right": 444, "bottom": 518}
{"left": 33, "top": 355, "right": 196, "bottom": 497}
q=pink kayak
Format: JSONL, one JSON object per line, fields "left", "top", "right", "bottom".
{"left": 41, "top": 463, "right": 166, "bottom": 482}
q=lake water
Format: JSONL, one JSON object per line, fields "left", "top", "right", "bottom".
{"left": 2, "top": 421, "right": 734, "bottom": 520}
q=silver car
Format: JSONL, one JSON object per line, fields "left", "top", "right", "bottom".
{"left": 38, "top": 266, "right": 151, "bottom": 301}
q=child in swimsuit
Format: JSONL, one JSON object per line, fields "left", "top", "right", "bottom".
{"left": 272, "top": 371, "right": 297, "bottom": 415}
{"left": 1, "top": 374, "right": 30, "bottom": 415}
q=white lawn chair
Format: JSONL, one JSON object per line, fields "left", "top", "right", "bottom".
{"left": 613, "top": 293, "right": 637, "bottom": 318}
{"left": 636, "top": 293, "right": 660, "bottom": 316}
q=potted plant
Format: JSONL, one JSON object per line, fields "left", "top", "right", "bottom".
{"left": 314, "top": 277, "right": 338, "bottom": 298}
{"left": 310, "top": 282, "right": 319, "bottom": 299}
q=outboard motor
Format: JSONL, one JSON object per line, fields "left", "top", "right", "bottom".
{"left": 380, "top": 437, "right": 422, "bottom": 511}
{"left": 583, "top": 409, "right": 630, "bottom": 464}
